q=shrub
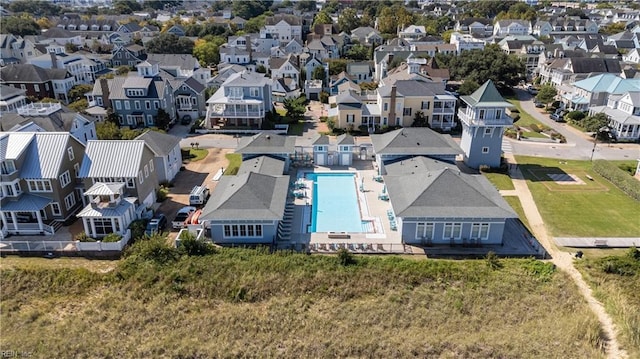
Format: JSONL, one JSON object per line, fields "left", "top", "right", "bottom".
{"left": 529, "top": 123, "right": 541, "bottom": 133}
{"left": 102, "top": 233, "right": 122, "bottom": 243}
{"left": 336, "top": 248, "right": 356, "bottom": 266}
{"left": 156, "top": 186, "right": 169, "bottom": 202}
{"left": 485, "top": 251, "right": 502, "bottom": 269}
{"left": 125, "top": 234, "right": 179, "bottom": 264}
{"left": 592, "top": 160, "right": 640, "bottom": 201}
{"left": 566, "top": 110, "right": 586, "bottom": 122}
{"left": 319, "top": 91, "right": 329, "bottom": 104}
{"left": 128, "top": 219, "right": 148, "bottom": 241}
{"left": 74, "top": 231, "right": 95, "bottom": 242}
{"left": 326, "top": 118, "right": 336, "bottom": 130}
{"left": 179, "top": 235, "right": 216, "bottom": 256}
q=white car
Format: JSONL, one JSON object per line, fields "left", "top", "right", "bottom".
{"left": 172, "top": 206, "right": 196, "bottom": 229}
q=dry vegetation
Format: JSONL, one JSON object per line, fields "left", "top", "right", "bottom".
{"left": 0, "top": 240, "right": 608, "bottom": 358}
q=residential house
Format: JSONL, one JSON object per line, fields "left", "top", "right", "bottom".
{"left": 533, "top": 18, "right": 599, "bottom": 37}
{"left": 219, "top": 46, "right": 251, "bottom": 65}
{"left": 350, "top": 26, "right": 382, "bottom": 46}
{"left": 606, "top": 30, "right": 640, "bottom": 51}
{"left": 1, "top": 102, "right": 97, "bottom": 145}
{"left": 493, "top": 20, "right": 531, "bottom": 36}
{"left": 304, "top": 56, "right": 329, "bottom": 88}
{"left": 204, "top": 71, "right": 273, "bottom": 130}
{"left": 398, "top": 25, "right": 428, "bottom": 41}
{"left": 28, "top": 43, "right": 110, "bottom": 85}
{"left": 284, "top": 38, "right": 304, "bottom": 54}
{"left": 498, "top": 36, "right": 545, "bottom": 76}
{"left": 171, "top": 76, "right": 207, "bottom": 119}
{"left": 39, "top": 28, "right": 83, "bottom": 46}
{"left": 77, "top": 140, "right": 158, "bottom": 238}
{"left": 86, "top": 61, "right": 177, "bottom": 128}
{"left": 381, "top": 155, "right": 517, "bottom": 246}
{"left": 0, "top": 34, "right": 42, "bottom": 65}
{"left": 449, "top": 32, "right": 486, "bottom": 54}
{"left": 0, "top": 132, "right": 85, "bottom": 238}
{"left": 329, "top": 71, "right": 356, "bottom": 95}
{"left": 590, "top": 91, "right": 640, "bottom": 141}
{"left": 199, "top": 155, "right": 290, "bottom": 245}
{"left": 135, "top": 130, "right": 182, "bottom": 183}
{"left": 264, "top": 14, "right": 303, "bottom": 44}
{"left": 0, "top": 63, "right": 74, "bottom": 102}
{"left": 270, "top": 54, "right": 300, "bottom": 85}
{"left": 561, "top": 73, "right": 640, "bottom": 110}
{"left": 110, "top": 44, "right": 147, "bottom": 68}
{"left": 459, "top": 80, "right": 514, "bottom": 169}
{"left": 541, "top": 56, "right": 623, "bottom": 89}
{"left": 0, "top": 85, "right": 27, "bottom": 114}
{"left": 454, "top": 18, "right": 493, "bottom": 37}
{"left": 208, "top": 64, "right": 246, "bottom": 91}
{"left": 166, "top": 25, "right": 186, "bottom": 37}
{"left": 55, "top": 17, "right": 119, "bottom": 33}
{"left": 346, "top": 62, "right": 373, "bottom": 84}
{"left": 623, "top": 48, "right": 640, "bottom": 64}
{"left": 311, "top": 133, "right": 355, "bottom": 166}
{"left": 146, "top": 54, "right": 208, "bottom": 82}
{"left": 328, "top": 78, "right": 457, "bottom": 132}
{"left": 305, "top": 36, "right": 339, "bottom": 60}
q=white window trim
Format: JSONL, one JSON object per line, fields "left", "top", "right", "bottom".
{"left": 67, "top": 147, "right": 74, "bottom": 161}
{"left": 59, "top": 170, "right": 71, "bottom": 188}
{"left": 51, "top": 202, "right": 62, "bottom": 216}
{"left": 64, "top": 192, "right": 76, "bottom": 210}
{"left": 149, "top": 160, "right": 154, "bottom": 172}
{"left": 138, "top": 171, "right": 144, "bottom": 184}
{"left": 482, "top": 147, "right": 490, "bottom": 154}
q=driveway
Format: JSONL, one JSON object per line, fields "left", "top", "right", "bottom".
{"left": 509, "top": 89, "right": 639, "bottom": 161}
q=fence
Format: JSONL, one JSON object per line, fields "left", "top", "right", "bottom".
{"left": 0, "top": 240, "right": 77, "bottom": 252}
{"left": 75, "top": 229, "right": 132, "bottom": 252}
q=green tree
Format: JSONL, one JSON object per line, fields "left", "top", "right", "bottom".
{"left": 448, "top": 44, "right": 525, "bottom": 88}
{"left": 411, "top": 111, "right": 430, "bottom": 127}
{"left": 232, "top": 0, "right": 271, "bottom": 19}
{"left": 338, "top": 8, "right": 359, "bottom": 33}
{"left": 243, "top": 14, "right": 267, "bottom": 33}
{"left": 8, "top": 0, "right": 62, "bottom": 16}
{"left": 193, "top": 41, "right": 220, "bottom": 66}
{"left": 535, "top": 84, "right": 557, "bottom": 106}
{"left": 115, "top": 65, "right": 130, "bottom": 75}
{"left": 582, "top": 113, "right": 609, "bottom": 132}
{"left": 345, "top": 44, "right": 369, "bottom": 60}
{"left": 68, "top": 84, "right": 94, "bottom": 103}
{"left": 68, "top": 99, "right": 89, "bottom": 113}
{"left": 458, "top": 79, "right": 480, "bottom": 96}
{"left": 256, "top": 64, "right": 267, "bottom": 73}
{"left": 377, "top": 5, "right": 415, "bottom": 34}
{"left": 113, "top": 0, "right": 142, "bottom": 14}
{"left": 312, "top": 65, "right": 326, "bottom": 85}
{"left": 565, "top": 110, "right": 586, "bottom": 122}
{"left": 120, "top": 127, "right": 143, "bottom": 140}
{"left": 0, "top": 16, "right": 40, "bottom": 36}
{"left": 296, "top": 0, "right": 316, "bottom": 12}
{"left": 146, "top": 33, "right": 194, "bottom": 54}
{"left": 599, "top": 22, "right": 626, "bottom": 35}
{"left": 96, "top": 121, "right": 121, "bottom": 140}
{"left": 283, "top": 96, "right": 306, "bottom": 122}
{"left": 328, "top": 59, "right": 348, "bottom": 76}
{"left": 155, "top": 109, "right": 172, "bottom": 130}
{"left": 313, "top": 10, "right": 332, "bottom": 26}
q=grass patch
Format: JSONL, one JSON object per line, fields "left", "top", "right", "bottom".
{"left": 224, "top": 153, "right": 241, "bottom": 175}
{"left": 287, "top": 120, "right": 304, "bottom": 135}
{"left": 182, "top": 148, "right": 208, "bottom": 162}
{"left": 521, "top": 131, "right": 548, "bottom": 139}
{"left": 276, "top": 107, "right": 287, "bottom": 116}
{"left": 576, "top": 249, "right": 640, "bottom": 358}
{"left": 483, "top": 172, "right": 514, "bottom": 190}
{"left": 516, "top": 156, "right": 640, "bottom": 237}
{"left": 0, "top": 246, "right": 606, "bottom": 358}
{"left": 504, "top": 196, "right": 531, "bottom": 232}
{"left": 508, "top": 99, "right": 546, "bottom": 129}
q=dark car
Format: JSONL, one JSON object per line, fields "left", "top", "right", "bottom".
{"left": 534, "top": 101, "right": 545, "bottom": 108}
{"left": 181, "top": 115, "right": 192, "bottom": 125}
{"left": 145, "top": 214, "right": 167, "bottom": 235}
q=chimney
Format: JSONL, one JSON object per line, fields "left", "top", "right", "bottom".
{"left": 100, "top": 77, "right": 111, "bottom": 110}
{"left": 388, "top": 85, "right": 397, "bottom": 126}
{"left": 50, "top": 52, "right": 58, "bottom": 69}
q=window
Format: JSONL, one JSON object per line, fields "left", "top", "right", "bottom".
{"left": 1, "top": 160, "right": 16, "bottom": 175}
{"left": 482, "top": 147, "right": 489, "bottom": 154}
{"left": 138, "top": 170, "right": 144, "bottom": 184}
{"left": 479, "top": 109, "right": 485, "bottom": 120}
{"left": 93, "top": 218, "right": 114, "bottom": 236}
{"left": 126, "top": 178, "right": 135, "bottom": 188}
{"left": 115, "top": 101, "right": 122, "bottom": 110}
{"left": 67, "top": 147, "right": 74, "bottom": 161}
{"left": 135, "top": 101, "right": 140, "bottom": 110}
{"left": 416, "top": 222, "right": 434, "bottom": 240}
{"left": 27, "top": 180, "right": 52, "bottom": 192}
{"left": 346, "top": 114, "right": 354, "bottom": 123}
{"left": 316, "top": 145, "right": 325, "bottom": 151}
{"left": 51, "top": 202, "right": 61, "bottom": 216}
{"left": 144, "top": 165, "right": 149, "bottom": 178}
{"left": 59, "top": 170, "right": 71, "bottom": 188}
{"left": 496, "top": 109, "right": 502, "bottom": 118}
{"left": 149, "top": 160, "right": 154, "bottom": 172}
{"left": 250, "top": 87, "right": 259, "bottom": 97}
{"left": 154, "top": 101, "right": 159, "bottom": 109}
{"left": 471, "top": 223, "right": 490, "bottom": 240}
{"left": 145, "top": 101, "right": 150, "bottom": 110}
{"left": 484, "top": 128, "right": 493, "bottom": 136}
{"left": 34, "top": 84, "right": 40, "bottom": 92}
{"left": 223, "top": 224, "right": 263, "bottom": 238}
{"left": 383, "top": 103, "right": 388, "bottom": 111}
{"left": 443, "top": 223, "right": 462, "bottom": 239}
{"left": 74, "top": 163, "right": 80, "bottom": 177}
{"left": 403, "top": 108, "right": 412, "bottom": 116}
{"left": 421, "top": 101, "right": 430, "bottom": 109}
{"left": 64, "top": 193, "right": 76, "bottom": 210}
{"left": 124, "top": 101, "right": 130, "bottom": 110}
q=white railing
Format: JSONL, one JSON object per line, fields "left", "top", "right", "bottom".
{"left": 0, "top": 240, "right": 76, "bottom": 252}
{"left": 209, "top": 109, "right": 264, "bottom": 117}
{"left": 17, "top": 102, "right": 62, "bottom": 116}
{"left": 457, "top": 109, "right": 512, "bottom": 126}
{"left": 4, "top": 223, "right": 54, "bottom": 235}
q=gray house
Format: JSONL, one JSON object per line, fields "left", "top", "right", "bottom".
{"left": 135, "top": 130, "right": 182, "bottom": 184}
{"left": 383, "top": 156, "right": 517, "bottom": 246}
{"left": 235, "top": 132, "right": 296, "bottom": 172}
{"left": 0, "top": 132, "right": 85, "bottom": 238}
{"left": 200, "top": 155, "right": 290, "bottom": 245}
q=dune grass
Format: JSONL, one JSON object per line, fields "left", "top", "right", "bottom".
{"left": 515, "top": 156, "right": 640, "bottom": 237}
{"left": 0, "top": 242, "right": 607, "bottom": 358}
{"left": 576, "top": 249, "right": 640, "bottom": 358}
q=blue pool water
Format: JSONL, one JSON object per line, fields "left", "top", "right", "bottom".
{"left": 309, "top": 173, "right": 364, "bottom": 233}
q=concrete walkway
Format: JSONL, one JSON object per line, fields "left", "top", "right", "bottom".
{"left": 504, "top": 153, "right": 627, "bottom": 359}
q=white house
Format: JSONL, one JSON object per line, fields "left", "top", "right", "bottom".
{"left": 493, "top": 20, "right": 531, "bottom": 36}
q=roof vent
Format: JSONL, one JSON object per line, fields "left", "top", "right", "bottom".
{"left": 417, "top": 142, "right": 420, "bottom": 145}
{"left": 266, "top": 135, "right": 271, "bottom": 139}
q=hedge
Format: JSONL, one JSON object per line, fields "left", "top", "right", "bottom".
{"left": 593, "top": 160, "right": 640, "bottom": 201}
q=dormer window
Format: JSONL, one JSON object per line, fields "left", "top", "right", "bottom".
{"left": 126, "top": 89, "right": 144, "bottom": 97}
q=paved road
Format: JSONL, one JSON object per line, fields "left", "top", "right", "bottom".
{"left": 511, "top": 89, "right": 639, "bottom": 161}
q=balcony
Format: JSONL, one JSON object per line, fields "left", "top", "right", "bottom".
{"left": 17, "top": 102, "right": 61, "bottom": 116}
{"left": 208, "top": 104, "right": 265, "bottom": 118}
{"left": 457, "top": 109, "right": 513, "bottom": 127}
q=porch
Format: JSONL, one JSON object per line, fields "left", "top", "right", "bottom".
{"left": 0, "top": 194, "right": 55, "bottom": 239}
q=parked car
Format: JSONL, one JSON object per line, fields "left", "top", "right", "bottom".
{"left": 189, "top": 185, "right": 210, "bottom": 206}
{"left": 550, "top": 113, "right": 564, "bottom": 122}
{"left": 145, "top": 214, "right": 167, "bottom": 235}
{"left": 527, "top": 86, "right": 538, "bottom": 95}
{"left": 534, "top": 101, "right": 545, "bottom": 108}
{"left": 172, "top": 206, "right": 196, "bottom": 229}
{"left": 181, "top": 115, "right": 192, "bottom": 125}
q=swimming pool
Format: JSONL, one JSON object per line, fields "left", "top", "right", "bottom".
{"left": 308, "top": 173, "right": 364, "bottom": 233}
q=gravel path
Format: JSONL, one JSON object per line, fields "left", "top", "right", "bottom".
{"left": 504, "top": 153, "right": 627, "bottom": 359}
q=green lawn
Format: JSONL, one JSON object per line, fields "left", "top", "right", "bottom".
{"left": 483, "top": 172, "right": 514, "bottom": 190}
{"left": 508, "top": 99, "right": 547, "bottom": 129}
{"left": 521, "top": 131, "right": 548, "bottom": 139}
{"left": 224, "top": 153, "right": 242, "bottom": 175}
{"left": 276, "top": 107, "right": 287, "bottom": 116}
{"left": 287, "top": 121, "right": 304, "bottom": 135}
{"left": 504, "top": 196, "right": 531, "bottom": 232}
{"left": 182, "top": 148, "right": 208, "bottom": 162}
{"left": 515, "top": 156, "right": 640, "bottom": 237}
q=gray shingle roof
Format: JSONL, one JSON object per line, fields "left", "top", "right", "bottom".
{"left": 200, "top": 171, "right": 289, "bottom": 220}
{"left": 0, "top": 64, "right": 68, "bottom": 83}
{"left": 237, "top": 155, "right": 285, "bottom": 176}
{"left": 235, "top": 133, "right": 296, "bottom": 155}
{"left": 385, "top": 168, "right": 516, "bottom": 219}
{"left": 79, "top": 140, "right": 145, "bottom": 178}
{"left": 370, "top": 128, "right": 461, "bottom": 156}
{"left": 135, "top": 130, "right": 181, "bottom": 157}
{"left": 146, "top": 53, "right": 198, "bottom": 70}
{"left": 336, "top": 133, "right": 355, "bottom": 145}
{"left": 0, "top": 84, "right": 25, "bottom": 99}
